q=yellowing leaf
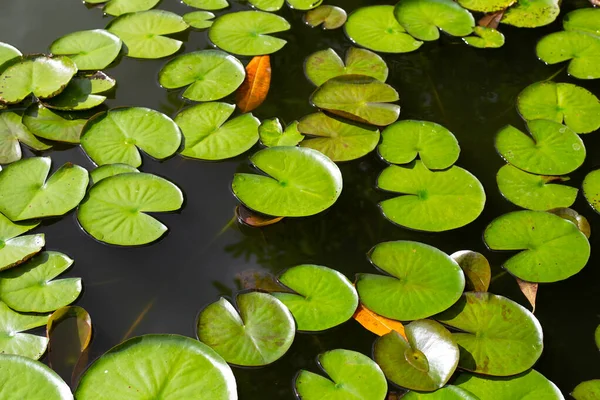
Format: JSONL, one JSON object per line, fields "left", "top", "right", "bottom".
{"left": 353, "top": 303, "right": 406, "bottom": 338}
{"left": 236, "top": 55, "right": 271, "bottom": 113}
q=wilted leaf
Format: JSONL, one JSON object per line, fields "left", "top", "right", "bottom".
{"left": 516, "top": 278, "right": 538, "bottom": 312}
{"left": 352, "top": 303, "right": 406, "bottom": 338}
{"left": 548, "top": 207, "right": 591, "bottom": 238}
{"left": 451, "top": 250, "right": 491, "bottom": 292}
{"left": 235, "top": 205, "right": 283, "bottom": 227}
{"left": 236, "top": 55, "right": 271, "bottom": 113}
{"left": 235, "top": 269, "right": 287, "bottom": 292}
{"left": 478, "top": 9, "right": 504, "bottom": 29}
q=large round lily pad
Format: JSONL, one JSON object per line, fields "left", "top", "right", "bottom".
{"left": 196, "top": 292, "right": 295, "bottom": 366}
{"left": 304, "top": 5, "right": 347, "bottom": 30}
{"left": 259, "top": 118, "right": 303, "bottom": 147}
{"left": 563, "top": 8, "right": 600, "bottom": 35}
{"left": 501, "top": 0, "right": 560, "bottom": 28}
{"left": 44, "top": 72, "right": 116, "bottom": 111}
{"left": 23, "top": 104, "right": 86, "bottom": 144}
{"left": 536, "top": 30, "right": 600, "bottom": 80}
{"left": 403, "top": 386, "right": 479, "bottom": 399}
{"left": 484, "top": 210, "right": 590, "bottom": 282}
{"left": 0, "top": 214, "right": 43, "bottom": 272}
{"left": 583, "top": 169, "right": 600, "bottom": 214}
{"left": 454, "top": 370, "right": 563, "bottom": 399}
{"left": 356, "top": 241, "right": 464, "bottom": 321}
{"left": 49, "top": 29, "right": 122, "bottom": 70}
{"left": 377, "top": 161, "right": 486, "bottom": 232}
{"left": 0, "top": 354, "right": 72, "bottom": 399}
{"left": 463, "top": 26, "right": 505, "bottom": 49}
{"left": 0, "top": 302, "right": 48, "bottom": 360}
{"left": 85, "top": 0, "right": 160, "bottom": 16}
{"left": 0, "top": 111, "right": 51, "bottom": 164}
{"left": 75, "top": 334, "right": 236, "bottom": 400}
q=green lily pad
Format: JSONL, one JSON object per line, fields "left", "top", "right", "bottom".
{"left": 183, "top": 0, "right": 228, "bottom": 10}
{"left": 232, "top": 146, "right": 343, "bottom": 217}
{"left": 0, "top": 56, "right": 77, "bottom": 105}
{"left": 272, "top": 264, "right": 358, "bottom": 331}
{"left": 0, "top": 43, "right": 21, "bottom": 67}
{"left": 196, "top": 291, "right": 295, "bottom": 366}
{"left": 378, "top": 120, "right": 460, "bottom": 169}
{"left": 249, "top": 0, "right": 284, "bottom": 11}
{"left": 403, "top": 386, "right": 479, "bottom": 399}
{"left": 583, "top": 169, "right": 600, "bottom": 214}
{"left": 0, "top": 157, "right": 88, "bottom": 221}
{"left": 209, "top": 11, "right": 290, "bottom": 56}
{"left": 311, "top": 75, "right": 400, "bottom": 126}
{"left": 85, "top": 0, "right": 159, "bottom": 16}
{"left": 463, "top": 26, "right": 505, "bottom": 48}
{"left": 23, "top": 104, "right": 86, "bottom": 144}
{"left": 451, "top": 250, "right": 491, "bottom": 292}
{"left": 298, "top": 112, "right": 380, "bottom": 162}
{"left": 175, "top": 102, "right": 258, "bottom": 160}
{"left": 183, "top": 11, "right": 215, "bottom": 29}
{"left": 77, "top": 173, "right": 183, "bottom": 246}
{"left": 49, "top": 29, "right": 122, "bottom": 70}
{"left": 75, "top": 334, "right": 236, "bottom": 400}
{"left": 0, "top": 354, "right": 72, "bottom": 399}
{"left": 436, "top": 292, "right": 543, "bottom": 376}
{"left": 454, "top": 370, "right": 563, "bottom": 399}
{"left": 497, "top": 164, "right": 578, "bottom": 211}
{"left": 158, "top": 50, "right": 245, "bottom": 102}
{"left": 295, "top": 349, "right": 387, "bottom": 400}
{"left": 377, "top": 161, "right": 486, "bottom": 232}
{"left": 536, "top": 30, "right": 600, "bottom": 80}
{"left": 304, "top": 5, "right": 347, "bottom": 30}
{"left": 0, "top": 111, "right": 51, "bottom": 164}
{"left": 573, "top": 380, "right": 600, "bottom": 400}
{"left": 304, "top": 47, "right": 388, "bottom": 87}
{"left": 345, "top": 5, "right": 423, "bottom": 54}
{"left": 44, "top": 72, "right": 116, "bottom": 111}
{"left": 259, "top": 118, "right": 303, "bottom": 147}
{"left": 107, "top": 10, "right": 188, "bottom": 59}
{"left": 563, "top": 8, "right": 600, "bottom": 35}
{"left": 0, "top": 214, "right": 43, "bottom": 272}
{"left": 0, "top": 301, "right": 48, "bottom": 359}
{"left": 394, "top": 0, "right": 475, "bottom": 41}
{"left": 374, "top": 320, "right": 459, "bottom": 391}
{"left": 517, "top": 81, "right": 600, "bottom": 134}
{"left": 501, "top": 0, "right": 560, "bottom": 28}
{"left": 80, "top": 107, "right": 182, "bottom": 167}
{"left": 287, "top": 0, "right": 322, "bottom": 10}
{"left": 0, "top": 252, "right": 80, "bottom": 313}
{"left": 89, "top": 163, "right": 139, "bottom": 185}
{"left": 495, "top": 120, "right": 585, "bottom": 175}
{"left": 457, "top": 0, "right": 514, "bottom": 12}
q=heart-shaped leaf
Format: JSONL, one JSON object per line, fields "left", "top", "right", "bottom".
{"left": 454, "top": 370, "right": 563, "bottom": 399}
{"left": 259, "top": 118, "right": 303, "bottom": 147}
{"left": 0, "top": 214, "right": 43, "bottom": 272}
{"left": 305, "top": 5, "right": 347, "bottom": 30}
{"left": 183, "top": 11, "right": 215, "bottom": 29}
{"left": 49, "top": 29, "right": 122, "bottom": 70}
{"left": 89, "top": 163, "right": 139, "bottom": 185}
{"left": 0, "top": 111, "right": 51, "bottom": 164}
{"left": 451, "top": 250, "right": 491, "bottom": 292}
{"left": 44, "top": 72, "right": 116, "bottom": 111}
{"left": 0, "top": 301, "right": 48, "bottom": 359}
{"left": 23, "top": 104, "right": 86, "bottom": 144}
{"left": 463, "top": 26, "right": 505, "bottom": 48}
{"left": 236, "top": 55, "right": 271, "bottom": 113}
{"left": 536, "top": 30, "right": 600, "bottom": 80}
{"left": 85, "top": 0, "right": 160, "bottom": 16}
{"left": 501, "top": 0, "right": 560, "bottom": 28}
{"left": 0, "top": 354, "right": 72, "bottom": 399}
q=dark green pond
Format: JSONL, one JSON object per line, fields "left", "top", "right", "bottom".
{"left": 2, "top": 0, "right": 599, "bottom": 397}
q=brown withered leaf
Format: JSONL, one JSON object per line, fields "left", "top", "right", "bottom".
{"left": 516, "top": 278, "right": 538, "bottom": 313}
{"left": 451, "top": 250, "right": 491, "bottom": 292}
{"left": 548, "top": 207, "right": 591, "bottom": 238}
{"left": 236, "top": 55, "right": 271, "bottom": 113}
{"left": 236, "top": 204, "right": 283, "bottom": 227}
{"left": 478, "top": 9, "right": 505, "bottom": 29}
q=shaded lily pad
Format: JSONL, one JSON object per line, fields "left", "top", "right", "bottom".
{"left": 377, "top": 161, "right": 486, "bottom": 232}
{"left": 295, "top": 349, "right": 387, "bottom": 400}
{"left": 184, "top": 11, "right": 215, "bottom": 29}
{"left": 304, "top": 5, "right": 347, "bottom": 30}
{"left": 183, "top": 0, "right": 228, "bottom": 10}
{"left": 249, "top": 0, "right": 284, "bottom": 12}
{"left": 436, "top": 292, "right": 543, "bottom": 376}
{"left": 378, "top": 120, "right": 459, "bottom": 169}
{"left": 75, "top": 334, "right": 236, "bottom": 399}
{"left": 403, "top": 386, "right": 479, "bottom": 399}
{"left": 44, "top": 72, "right": 116, "bottom": 111}
{"left": 563, "top": 8, "right": 600, "bottom": 35}
{"left": 495, "top": 120, "right": 585, "bottom": 175}
{"left": 457, "top": 0, "right": 514, "bottom": 12}
{"left": 0, "top": 111, "right": 51, "bottom": 164}
{"left": 536, "top": 30, "right": 600, "bottom": 80}
{"left": 197, "top": 291, "right": 295, "bottom": 366}
{"left": 0, "top": 214, "right": 43, "bottom": 272}
{"left": 357, "top": 241, "right": 465, "bottom": 321}
{"left": 23, "top": 104, "right": 86, "bottom": 144}
{"left": 583, "top": 169, "right": 600, "bottom": 214}
{"left": 298, "top": 112, "right": 380, "bottom": 162}
{"left": 259, "top": 118, "right": 303, "bottom": 147}
{"left": 0, "top": 354, "right": 72, "bottom": 399}
{"left": 85, "top": 0, "right": 159, "bottom": 16}
{"left": 287, "top": 0, "right": 323, "bottom": 10}
{"left": 454, "top": 370, "right": 563, "bottom": 399}
{"left": 501, "top": 0, "right": 560, "bottom": 28}
{"left": 374, "top": 320, "right": 459, "bottom": 391}
{"left": 573, "top": 380, "right": 600, "bottom": 400}
{"left": 49, "top": 29, "right": 122, "bottom": 70}
{"left": 175, "top": 102, "right": 258, "bottom": 160}
{"left": 107, "top": 10, "right": 189, "bottom": 59}
{"left": 0, "top": 302, "right": 48, "bottom": 359}
{"left": 209, "top": 11, "right": 290, "bottom": 56}
{"left": 345, "top": 5, "right": 423, "bottom": 53}
{"left": 304, "top": 47, "right": 388, "bottom": 87}
{"left": 89, "top": 163, "right": 139, "bottom": 185}
{"left": 484, "top": 210, "right": 590, "bottom": 282}
{"left": 0, "top": 43, "right": 21, "bottom": 67}
{"left": 451, "top": 250, "right": 491, "bottom": 292}
{"left": 158, "top": 50, "right": 245, "bottom": 102}
{"left": 80, "top": 107, "right": 182, "bottom": 167}
{"left": 232, "top": 146, "right": 343, "bottom": 217}
{"left": 463, "top": 26, "right": 505, "bottom": 48}
{"left": 549, "top": 207, "right": 591, "bottom": 238}
{"left": 77, "top": 173, "right": 183, "bottom": 246}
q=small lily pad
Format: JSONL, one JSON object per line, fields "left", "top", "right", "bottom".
{"left": 0, "top": 354, "right": 72, "bottom": 399}
{"left": 457, "top": 0, "right": 514, "bottom": 12}
{"left": 0, "top": 111, "right": 51, "bottom": 164}
{"left": 536, "top": 30, "right": 600, "bottom": 80}
{"left": 304, "top": 5, "right": 347, "bottom": 30}
{"left": 89, "top": 163, "right": 139, "bottom": 185}
{"left": 287, "top": 0, "right": 323, "bottom": 10}
{"left": 249, "top": 0, "right": 284, "bottom": 11}
{"left": 501, "top": 0, "right": 560, "bottom": 28}
{"left": 44, "top": 72, "right": 116, "bottom": 111}
{"left": 23, "top": 104, "right": 86, "bottom": 144}
{"left": 563, "top": 8, "right": 600, "bottom": 35}
{"left": 0, "top": 302, "right": 48, "bottom": 359}
{"left": 573, "top": 380, "right": 600, "bottom": 400}
{"left": 197, "top": 292, "right": 295, "bottom": 366}
{"left": 0, "top": 214, "right": 43, "bottom": 272}
{"left": 583, "top": 169, "right": 600, "bottom": 214}
{"left": 403, "top": 386, "right": 479, "bottom": 399}
{"left": 259, "top": 118, "right": 303, "bottom": 147}
{"left": 85, "top": 0, "right": 160, "bottom": 16}
{"left": 451, "top": 250, "right": 491, "bottom": 292}
{"left": 183, "top": 11, "right": 215, "bottom": 29}
{"left": 0, "top": 43, "right": 21, "bottom": 67}
{"left": 463, "top": 26, "right": 505, "bottom": 48}
{"left": 49, "top": 29, "right": 122, "bottom": 70}
{"left": 183, "top": 0, "right": 228, "bottom": 10}
{"left": 454, "top": 370, "right": 563, "bottom": 399}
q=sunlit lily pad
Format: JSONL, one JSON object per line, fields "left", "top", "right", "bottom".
{"left": 0, "top": 354, "right": 72, "bottom": 399}
{"left": 44, "top": 72, "right": 115, "bottom": 111}
{"left": 451, "top": 250, "right": 491, "bottom": 292}
{"left": 295, "top": 349, "right": 387, "bottom": 400}
{"left": 345, "top": 5, "right": 423, "bottom": 53}
{"left": 403, "top": 386, "right": 478, "bottom": 399}
{"left": 209, "top": 11, "right": 290, "bottom": 56}
{"left": 536, "top": 30, "right": 600, "bottom": 80}
{"left": 305, "top": 5, "right": 347, "bottom": 30}
{"left": 454, "top": 370, "right": 563, "bottom": 399}
{"left": 81, "top": 107, "right": 182, "bottom": 167}
{"left": 0, "top": 302, "right": 48, "bottom": 359}
{"left": 501, "top": 0, "right": 560, "bottom": 28}
{"left": 374, "top": 320, "right": 459, "bottom": 391}
{"left": 0, "top": 111, "right": 51, "bottom": 164}
{"left": 159, "top": 50, "right": 245, "bottom": 102}
{"left": 563, "top": 8, "right": 600, "bottom": 35}
{"left": 49, "top": 29, "right": 122, "bottom": 70}
{"left": 457, "top": 0, "right": 514, "bottom": 12}
{"left": 85, "top": 0, "right": 159, "bottom": 16}
{"left": 377, "top": 161, "right": 485, "bottom": 232}
{"left": 272, "top": 264, "right": 358, "bottom": 331}
{"left": 197, "top": 291, "right": 295, "bottom": 366}
{"left": 232, "top": 146, "right": 342, "bottom": 217}
{"left": 0, "top": 43, "right": 21, "bottom": 67}
{"left": 583, "top": 169, "right": 600, "bottom": 214}
{"left": 298, "top": 112, "right": 380, "bottom": 162}
{"left": 107, "top": 10, "right": 188, "bottom": 59}
{"left": 287, "top": 0, "right": 323, "bottom": 10}
{"left": 463, "top": 26, "right": 505, "bottom": 48}
{"left": 23, "top": 104, "right": 86, "bottom": 144}
{"left": 89, "top": 163, "right": 139, "bottom": 185}
{"left": 573, "top": 380, "right": 600, "bottom": 400}
{"left": 259, "top": 118, "right": 303, "bottom": 147}
{"left": 495, "top": 120, "right": 585, "bottom": 175}
{"left": 183, "top": 0, "right": 228, "bottom": 10}
{"left": 183, "top": 11, "right": 215, "bottom": 29}
{"left": 0, "top": 215, "right": 43, "bottom": 272}
{"left": 357, "top": 241, "right": 464, "bottom": 321}
{"left": 249, "top": 0, "right": 284, "bottom": 11}
{"left": 77, "top": 173, "right": 183, "bottom": 246}
{"left": 75, "top": 334, "right": 236, "bottom": 399}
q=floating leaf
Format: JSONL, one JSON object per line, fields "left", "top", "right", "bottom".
{"left": 249, "top": 0, "right": 284, "bottom": 12}
{"left": 403, "top": 386, "right": 479, "bottom": 399}
{"left": 89, "top": 163, "right": 139, "bottom": 185}
{"left": 463, "top": 26, "right": 505, "bottom": 48}
{"left": 235, "top": 205, "right": 283, "bottom": 227}
{"left": 197, "top": 292, "right": 295, "bottom": 366}
{"left": 287, "top": 0, "right": 323, "bottom": 10}
{"left": 455, "top": 370, "right": 563, "bottom": 399}
{"left": 451, "top": 250, "right": 491, "bottom": 292}
{"left": 582, "top": 169, "right": 600, "bottom": 215}
{"left": 0, "top": 42, "right": 22, "bottom": 67}
{"left": 183, "top": 0, "right": 228, "bottom": 10}
{"left": 236, "top": 55, "right": 271, "bottom": 113}
{"left": 501, "top": 0, "right": 560, "bottom": 28}
{"left": 0, "top": 354, "right": 72, "bottom": 399}
{"left": 85, "top": 0, "right": 160, "bottom": 16}
{"left": 235, "top": 269, "right": 285, "bottom": 292}
{"left": 352, "top": 303, "right": 406, "bottom": 337}
{"left": 0, "top": 214, "right": 43, "bottom": 272}
{"left": 0, "top": 301, "right": 48, "bottom": 359}
{"left": 259, "top": 118, "right": 303, "bottom": 147}
{"left": 563, "top": 8, "right": 600, "bottom": 35}
{"left": 478, "top": 10, "right": 504, "bottom": 29}
{"left": 23, "top": 104, "right": 86, "bottom": 144}
{"left": 49, "top": 30, "right": 122, "bottom": 70}
{"left": 572, "top": 380, "right": 600, "bottom": 400}
{"left": 304, "top": 5, "right": 347, "bottom": 30}
{"left": 516, "top": 278, "right": 538, "bottom": 312}
{"left": 183, "top": 11, "right": 215, "bottom": 29}
{"left": 536, "top": 30, "right": 600, "bottom": 80}
{"left": 44, "top": 72, "right": 116, "bottom": 111}
{"left": 0, "top": 111, "right": 51, "bottom": 164}
{"left": 457, "top": 0, "right": 514, "bottom": 12}
{"left": 549, "top": 207, "right": 591, "bottom": 238}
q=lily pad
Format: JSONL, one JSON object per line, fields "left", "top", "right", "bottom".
{"left": 451, "top": 250, "right": 491, "bottom": 292}
{"left": 344, "top": 5, "right": 423, "bottom": 54}
{"left": 295, "top": 349, "right": 387, "bottom": 400}
{"left": 583, "top": 169, "right": 600, "bottom": 214}
{"left": 249, "top": 0, "right": 284, "bottom": 12}
{"left": 0, "top": 214, "right": 43, "bottom": 272}
{"left": 183, "top": 0, "right": 228, "bottom": 10}
{"left": 259, "top": 118, "right": 303, "bottom": 147}
{"left": 495, "top": 120, "right": 585, "bottom": 175}
{"left": 457, "top": 0, "right": 514, "bottom": 12}
{"left": 573, "top": 380, "right": 600, "bottom": 400}
{"left": 357, "top": 241, "right": 465, "bottom": 321}
{"left": 304, "top": 47, "right": 388, "bottom": 87}
{"left": 463, "top": 26, "right": 505, "bottom": 48}
{"left": 0, "top": 355, "right": 72, "bottom": 399}
{"left": 272, "top": 264, "right": 358, "bottom": 331}
{"left": 536, "top": 30, "right": 600, "bottom": 80}
{"left": 0, "top": 157, "right": 88, "bottom": 221}
{"left": 75, "top": 334, "right": 236, "bottom": 400}
{"left": 501, "top": 0, "right": 560, "bottom": 28}
{"left": 377, "top": 161, "right": 486, "bottom": 232}
{"left": 563, "top": 8, "right": 600, "bottom": 35}
{"left": 287, "top": 0, "right": 323, "bottom": 10}
{"left": 374, "top": 320, "right": 459, "bottom": 391}
{"left": 209, "top": 11, "right": 290, "bottom": 56}
{"left": 0, "top": 302, "right": 48, "bottom": 359}
{"left": 0, "top": 43, "right": 21, "bottom": 67}
{"left": 44, "top": 72, "right": 116, "bottom": 111}
{"left": 23, "top": 104, "right": 86, "bottom": 144}
{"left": 298, "top": 112, "right": 380, "bottom": 162}
{"left": 454, "top": 370, "right": 563, "bottom": 399}
{"left": 175, "top": 102, "right": 259, "bottom": 160}
{"left": 77, "top": 172, "right": 183, "bottom": 246}
{"left": 49, "top": 29, "right": 122, "bottom": 70}
{"left": 196, "top": 291, "right": 295, "bottom": 366}
{"left": 403, "top": 386, "right": 479, "bottom": 399}
{"left": 232, "top": 146, "right": 343, "bottom": 217}
{"left": 80, "top": 107, "right": 182, "bottom": 167}
{"left": 89, "top": 163, "right": 139, "bottom": 185}
{"left": 436, "top": 292, "right": 543, "bottom": 376}
{"left": 107, "top": 10, "right": 188, "bottom": 59}
{"left": 497, "top": 164, "right": 578, "bottom": 211}
{"left": 484, "top": 210, "right": 590, "bottom": 282}
{"left": 184, "top": 11, "right": 215, "bottom": 29}
{"left": 85, "top": 0, "right": 160, "bottom": 16}
{"left": 0, "top": 111, "right": 51, "bottom": 164}
{"left": 304, "top": 5, "right": 347, "bottom": 30}
{"left": 378, "top": 120, "right": 460, "bottom": 169}
{"left": 158, "top": 50, "right": 245, "bottom": 102}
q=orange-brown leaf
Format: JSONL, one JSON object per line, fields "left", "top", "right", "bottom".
{"left": 236, "top": 205, "right": 283, "bottom": 227}
{"left": 236, "top": 55, "right": 271, "bottom": 113}
{"left": 516, "top": 278, "right": 538, "bottom": 313}
{"left": 353, "top": 303, "right": 407, "bottom": 338}
{"left": 478, "top": 10, "right": 505, "bottom": 29}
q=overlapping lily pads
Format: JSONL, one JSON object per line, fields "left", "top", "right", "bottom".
{"left": 583, "top": 169, "right": 600, "bottom": 214}
{"left": 0, "top": 111, "right": 51, "bottom": 164}
{"left": 44, "top": 72, "right": 116, "bottom": 111}
{"left": 259, "top": 118, "right": 303, "bottom": 147}
{"left": 463, "top": 27, "right": 505, "bottom": 49}
{"left": 23, "top": 104, "right": 86, "bottom": 144}
{"left": 49, "top": 29, "right": 122, "bottom": 70}
{"left": 501, "top": 0, "right": 560, "bottom": 28}
{"left": 85, "top": 0, "right": 160, "bottom": 16}
{"left": 0, "top": 355, "right": 72, "bottom": 399}
{"left": 0, "top": 43, "right": 21, "bottom": 67}
{"left": 454, "top": 370, "right": 563, "bottom": 399}
{"left": 183, "top": 11, "right": 215, "bottom": 29}
{"left": 0, "top": 214, "right": 43, "bottom": 272}
{"left": 0, "top": 302, "right": 48, "bottom": 359}
{"left": 403, "top": 386, "right": 478, "bottom": 399}
{"left": 89, "top": 163, "right": 139, "bottom": 185}
{"left": 451, "top": 250, "right": 491, "bottom": 292}
{"left": 304, "top": 5, "right": 347, "bottom": 30}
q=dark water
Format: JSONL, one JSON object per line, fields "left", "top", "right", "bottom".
{"left": 2, "top": 0, "right": 600, "bottom": 397}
